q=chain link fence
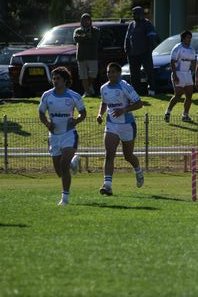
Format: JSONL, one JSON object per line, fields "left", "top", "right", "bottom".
{"left": 0, "top": 114, "right": 198, "bottom": 173}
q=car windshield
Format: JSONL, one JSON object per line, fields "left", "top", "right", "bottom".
{"left": 38, "top": 27, "right": 76, "bottom": 47}
{"left": 153, "top": 34, "right": 198, "bottom": 55}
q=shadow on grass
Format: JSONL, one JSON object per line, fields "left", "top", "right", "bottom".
{"left": 75, "top": 202, "right": 159, "bottom": 211}
{"left": 150, "top": 195, "right": 189, "bottom": 202}
{"left": 0, "top": 222, "right": 29, "bottom": 228}
{"left": 152, "top": 94, "right": 198, "bottom": 106}
{"left": 142, "top": 100, "right": 151, "bottom": 106}
{"left": 4, "top": 98, "right": 39, "bottom": 104}
{"left": 152, "top": 93, "right": 173, "bottom": 101}
{"left": 0, "top": 121, "right": 31, "bottom": 136}
{"left": 169, "top": 122, "right": 198, "bottom": 132}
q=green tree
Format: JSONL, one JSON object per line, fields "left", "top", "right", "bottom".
{"left": 112, "top": 0, "right": 133, "bottom": 18}
{"left": 91, "top": 0, "right": 113, "bottom": 19}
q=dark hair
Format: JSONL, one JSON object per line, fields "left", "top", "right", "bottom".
{"left": 180, "top": 30, "right": 192, "bottom": 42}
{"left": 107, "top": 62, "right": 122, "bottom": 72}
{"left": 51, "top": 66, "right": 72, "bottom": 87}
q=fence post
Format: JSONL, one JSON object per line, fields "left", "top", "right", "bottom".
{"left": 3, "top": 115, "right": 8, "bottom": 173}
{"left": 144, "top": 113, "right": 149, "bottom": 171}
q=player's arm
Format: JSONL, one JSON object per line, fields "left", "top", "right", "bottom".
{"left": 112, "top": 100, "right": 143, "bottom": 118}
{"left": 72, "top": 108, "right": 87, "bottom": 126}
{"left": 97, "top": 102, "right": 107, "bottom": 124}
{"left": 73, "top": 28, "right": 89, "bottom": 42}
{"left": 195, "top": 62, "right": 198, "bottom": 89}
{"left": 39, "top": 111, "right": 54, "bottom": 133}
{"left": 171, "top": 59, "right": 179, "bottom": 84}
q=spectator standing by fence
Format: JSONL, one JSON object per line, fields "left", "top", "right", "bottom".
{"left": 124, "top": 6, "right": 158, "bottom": 96}
{"left": 164, "top": 30, "right": 197, "bottom": 123}
{"left": 73, "top": 13, "right": 100, "bottom": 97}
{"left": 96, "top": 62, "right": 144, "bottom": 196}
{"left": 38, "top": 66, "right": 86, "bottom": 206}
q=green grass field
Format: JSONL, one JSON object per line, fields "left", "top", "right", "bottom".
{"left": 1, "top": 93, "right": 198, "bottom": 118}
{"left": 1, "top": 172, "right": 198, "bottom": 297}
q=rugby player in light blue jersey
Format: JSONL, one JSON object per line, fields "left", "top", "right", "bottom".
{"left": 39, "top": 66, "right": 86, "bottom": 205}
{"left": 97, "top": 62, "right": 144, "bottom": 196}
{"left": 164, "top": 30, "right": 197, "bottom": 123}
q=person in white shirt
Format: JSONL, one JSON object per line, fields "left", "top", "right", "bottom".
{"left": 39, "top": 66, "right": 86, "bottom": 206}
{"left": 97, "top": 62, "right": 144, "bottom": 196}
{"left": 164, "top": 30, "right": 197, "bottom": 122}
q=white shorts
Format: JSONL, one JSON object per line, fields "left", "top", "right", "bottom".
{"left": 105, "top": 122, "right": 137, "bottom": 142}
{"left": 78, "top": 60, "right": 98, "bottom": 79}
{"left": 172, "top": 71, "right": 193, "bottom": 88}
{"left": 48, "top": 130, "right": 78, "bottom": 157}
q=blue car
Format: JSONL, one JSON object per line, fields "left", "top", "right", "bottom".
{"left": 0, "top": 45, "right": 31, "bottom": 98}
{"left": 121, "top": 32, "right": 198, "bottom": 93}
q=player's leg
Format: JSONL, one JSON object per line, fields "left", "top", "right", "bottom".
{"left": 142, "top": 52, "right": 155, "bottom": 95}
{"left": 78, "top": 61, "right": 90, "bottom": 97}
{"left": 164, "top": 85, "right": 184, "bottom": 122}
{"left": 182, "top": 84, "right": 193, "bottom": 122}
{"left": 58, "top": 147, "right": 76, "bottom": 205}
{"left": 58, "top": 130, "right": 79, "bottom": 205}
{"left": 122, "top": 140, "right": 144, "bottom": 188}
{"left": 87, "top": 60, "right": 98, "bottom": 96}
{"left": 52, "top": 155, "right": 62, "bottom": 177}
{"left": 128, "top": 55, "right": 142, "bottom": 94}
{"left": 100, "top": 132, "right": 120, "bottom": 195}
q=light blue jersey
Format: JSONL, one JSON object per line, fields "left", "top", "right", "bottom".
{"left": 39, "top": 88, "right": 85, "bottom": 135}
{"left": 100, "top": 79, "right": 140, "bottom": 124}
{"left": 171, "top": 43, "right": 196, "bottom": 72}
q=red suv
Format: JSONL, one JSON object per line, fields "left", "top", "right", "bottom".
{"left": 9, "top": 20, "right": 129, "bottom": 97}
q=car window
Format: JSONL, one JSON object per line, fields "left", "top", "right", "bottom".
{"left": 0, "top": 48, "right": 25, "bottom": 65}
{"left": 153, "top": 36, "right": 180, "bottom": 55}
{"left": 99, "top": 25, "right": 127, "bottom": 48}
{"left": 38, "top": 27, "right": 76, "bottom": 47}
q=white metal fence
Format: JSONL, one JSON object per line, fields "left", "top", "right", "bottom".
{"left": 0, "top": 114, "right": 198, "bottom": 173}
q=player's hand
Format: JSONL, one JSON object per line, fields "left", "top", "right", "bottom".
{"left": 67, "top": 118, "right": 76, "bottom": 129}
{"left": 97, "top": 115, "right": 103, "bottom": 124}
{"left": 111, "top": 108, "right": 125, "bottom": 118}
{"left": 173, "top": 73, "right": 179, "bottom": 84}
{"left": 195, "top": 79, "right": 198, "bottom": 90}
{"left": 46, "top": 121, "right": 55, "bottom": 133}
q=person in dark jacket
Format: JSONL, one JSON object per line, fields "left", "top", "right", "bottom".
{"left": 73, "top": 13, "right": 100, "bottom": 97}
{"left": 124, "top": 6, "right": 158, "bottom": 95}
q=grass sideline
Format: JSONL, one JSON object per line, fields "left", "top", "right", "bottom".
{"left": 1, "top": 172, "right": 198, "bottom": 297}
{"left": 0, "top": 93, "right": 198, "bottom": 118}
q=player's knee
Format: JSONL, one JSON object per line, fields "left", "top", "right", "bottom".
{"left": 124, "top": 154, "right": 132, "bottom": 163}
{"left": 105, "top": 151, "right": 116, "bottom": 161}
{"left": 55, "top": 169, "right": 62, "bottom": 177}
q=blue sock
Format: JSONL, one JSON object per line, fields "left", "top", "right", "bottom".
{"left": 104, "top": 175, "right": 112, "bottom": 188}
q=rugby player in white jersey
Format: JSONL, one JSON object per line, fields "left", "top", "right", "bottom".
{"left": 97, "top": 62, "right": 144, "bottom": 196}
{"left": 39, "top": 66, "right": 86, "bottom": 205}
{"left": 164, "top": 30, "right": 197, "bottom": 123}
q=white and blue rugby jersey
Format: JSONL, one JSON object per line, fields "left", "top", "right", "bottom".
{"left": 39, "top": 88, "right": 85, "bottom": 135}
{"left": 171, "top": 43, "right": 196, "bottom": 72}
{"left": 100, "top": 79, "right": 140, "bottom": 124}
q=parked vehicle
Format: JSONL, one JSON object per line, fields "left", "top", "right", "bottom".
{"left": 9, "top": 20, "right": 129, "bottom": 97}
{"left": 121, "top": 32, "right": 198, "bottom": 94}
{"left": 0, "top": 45, "right": 31, "bottom": 97}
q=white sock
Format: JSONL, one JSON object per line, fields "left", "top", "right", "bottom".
{"left": 165, "top": 109, "right": 171, "bottom": 114}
